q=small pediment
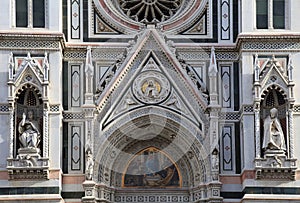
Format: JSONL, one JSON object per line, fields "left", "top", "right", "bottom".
{"left": 13, "top": 54, "right": 46, "bottom": 87}
{"left": 259, "top": 56, "right": 287, "bottom": 80}
{"left": 256, "top": 56, "right": 289, "bottom": 92}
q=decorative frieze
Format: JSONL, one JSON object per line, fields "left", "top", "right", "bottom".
{"left": 219, "top": 112, "right": 239, "bottom": 121}
{"left": 241, "top": 41, "right": 300, "bottom": 51}
{"left": 177, "top": 51, "right": 239, "bottom": 61}
{"left": 114, "top": 193, "right": 190, "bottom": 203}
{"left": 63, "top": 111, "right": 85, "bottom": 120}
{"left": 0, "top": 39, "right": 60, "bottom": 50}
{"left": 64, "top": 49, "right": 125, "bottom": 60}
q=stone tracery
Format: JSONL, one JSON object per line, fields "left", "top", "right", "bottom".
{"left": 118, "top": 0, "right": 182, "bottom": 23}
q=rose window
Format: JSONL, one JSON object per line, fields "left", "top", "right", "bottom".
{"left": 118, "top": 0, "right": 182, "bottom": 23}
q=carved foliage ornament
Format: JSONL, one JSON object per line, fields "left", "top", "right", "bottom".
{"left": 132, "top": 71, "right": 171, "bottom": 104}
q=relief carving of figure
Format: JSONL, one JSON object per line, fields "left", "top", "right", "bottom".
{"left": 144, "top": 79, "right": 159, "bottom": 98}
{"left": 262, "top": 108, "right": 286, "bottom": 151}
{"left": 18, "top": 111, "right": 40, "bottom": 148}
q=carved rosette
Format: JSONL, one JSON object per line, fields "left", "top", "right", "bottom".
{"left": 132, "top": 71, "right": 171, "bottom": 104}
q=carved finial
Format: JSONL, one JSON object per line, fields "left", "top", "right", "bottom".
{"left": 43, "top": 52, "right": 49, "bottom": 81}
{"left": 8, "top": 52, "right": 14, "bottom": 80}
{"left": 27, "top": 52, "right": 31, "bottom": 59}
{"left": 271, "top": 54, "right": 276, "bottom": 61}
{"left": 208, "top": 46, "right": 217, "bottom": 76}
{"left": 85, "top": 46, "right": 94, "bottom": 76}
{"left": 254, "top": 54, "right": 260, "bottom": 82}
{"left": 288, "top": 54, "right": 293, "bottom": 82}
{"left": 84, "top": 46, "right": 94, "bottom": 101}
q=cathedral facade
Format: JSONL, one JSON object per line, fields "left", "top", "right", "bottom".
{"left": 0, "top": 0, "right": 300, "bottom": 202}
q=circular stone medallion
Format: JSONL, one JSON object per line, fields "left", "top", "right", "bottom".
{"left": 132, "top": 71, "right": 170, "bottom": 104}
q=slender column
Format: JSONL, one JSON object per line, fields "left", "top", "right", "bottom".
{"left": 268, "top": 0, "right": 273, "bottom": 29}
{"left": 254, "top": 103, "right": 261, "bottom": 158}
{"left": 43, "top": 104, "right": 49, "bottom": 157}
{"left": 288, "top": 109, "right": 294, "bottom": 158}
{"left": 8, "top": 104, "right": 15, "bottom": 158}
{"left": 28, "top": 0, "right": 33, "bottom": 28}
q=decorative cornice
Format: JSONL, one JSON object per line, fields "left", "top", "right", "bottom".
{"left": 0, "top": 32, "right": 65, "bottom": 51}
{"left": 236, "top": 33, "right": 300, "bottom": 52}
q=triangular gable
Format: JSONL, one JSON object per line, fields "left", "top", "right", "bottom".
{"left": 102, "top": 51, "right": 200, "bottom": 128}
{"left": 14, "top": 57, "right": 44, "bottom": 88}
{"left": 259, "top": 58, "right": 289, "bottom": 91}
{"left": 96, "top": 29, "right": 208, "bottom": 130}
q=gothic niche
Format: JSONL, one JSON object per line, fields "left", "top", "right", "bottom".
{"left": 254, "top": 55, "right": 297, "bottom": 180}
{"left": 123, "top": 147, "right": 180, "bottom": 187}
{"left": 7, "top": 52, "right": 50, "bottom": 180}
{"left": 15, "top": 85, "right": 43, "bottom": 155}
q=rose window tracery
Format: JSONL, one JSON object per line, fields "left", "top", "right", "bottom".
{"left": 118, "top": 0, "right": 182, "bottom": 23}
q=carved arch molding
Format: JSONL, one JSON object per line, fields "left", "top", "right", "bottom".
{"left": 82, "top": 107, "right": 223, "bottom": 203}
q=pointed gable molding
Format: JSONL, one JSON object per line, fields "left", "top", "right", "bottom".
{"left": 95, "top": 29, "right": 208, "bottom": 114}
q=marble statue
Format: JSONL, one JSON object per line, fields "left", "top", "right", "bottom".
{"left": 18, "top": 111, "right": 40, "bottom": 148}
{"left": 86, "top": 149, "right": 94, "bottom": 180}
{"left": 262, "top": 108, "right": 286, "bottom": 151}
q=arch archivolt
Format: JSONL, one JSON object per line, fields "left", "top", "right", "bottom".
{"left": 94, "top": 106, "right": 210, "bottom": 189}
{"left": 260, "top": 83, "right": 288, "bottom": 100}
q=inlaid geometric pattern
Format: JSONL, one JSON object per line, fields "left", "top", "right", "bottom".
{"left": 0, "top": 104, "right": 10, "bottom": 112}
{"left": 63, "top": 112, "right": 85, "bottom": 120}
{"left": 220, "top": 0, "right": 230, "bottom": 40}
{"left": 49, "top": 104, "right": 60, "bottom": 112}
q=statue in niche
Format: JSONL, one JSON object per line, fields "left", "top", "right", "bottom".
{"left": 262, "top": 108, "right": 286, "bottom": 151}
{"left": 85, "top": 148, "right": 94, "bottom": 180}
{"left": 18, "top": 110, "right": 40, "bottom": 149}
{"left": 211, "top": 149, "right": 219, "bottom": 170}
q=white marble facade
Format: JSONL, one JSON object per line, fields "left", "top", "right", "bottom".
{"left": 0, "top": 0, "right": 300, "bottom": 203}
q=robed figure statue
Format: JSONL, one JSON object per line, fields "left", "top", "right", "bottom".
{"left": 262, "top": 108, "right": 286, "bottom": 151}
{"left": 18, "top": 111, "right": 40, "bottom": 148}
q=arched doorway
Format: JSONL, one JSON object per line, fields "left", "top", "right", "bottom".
{"left": 83, "top": 106, "right": 221, "bottom": 203}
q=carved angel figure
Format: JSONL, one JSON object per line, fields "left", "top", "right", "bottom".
{"left": 18, "top": 111, "right": 40, "bottom": 148}
{"left": 262, "top": 108, "right": 286, "bottom": 151}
